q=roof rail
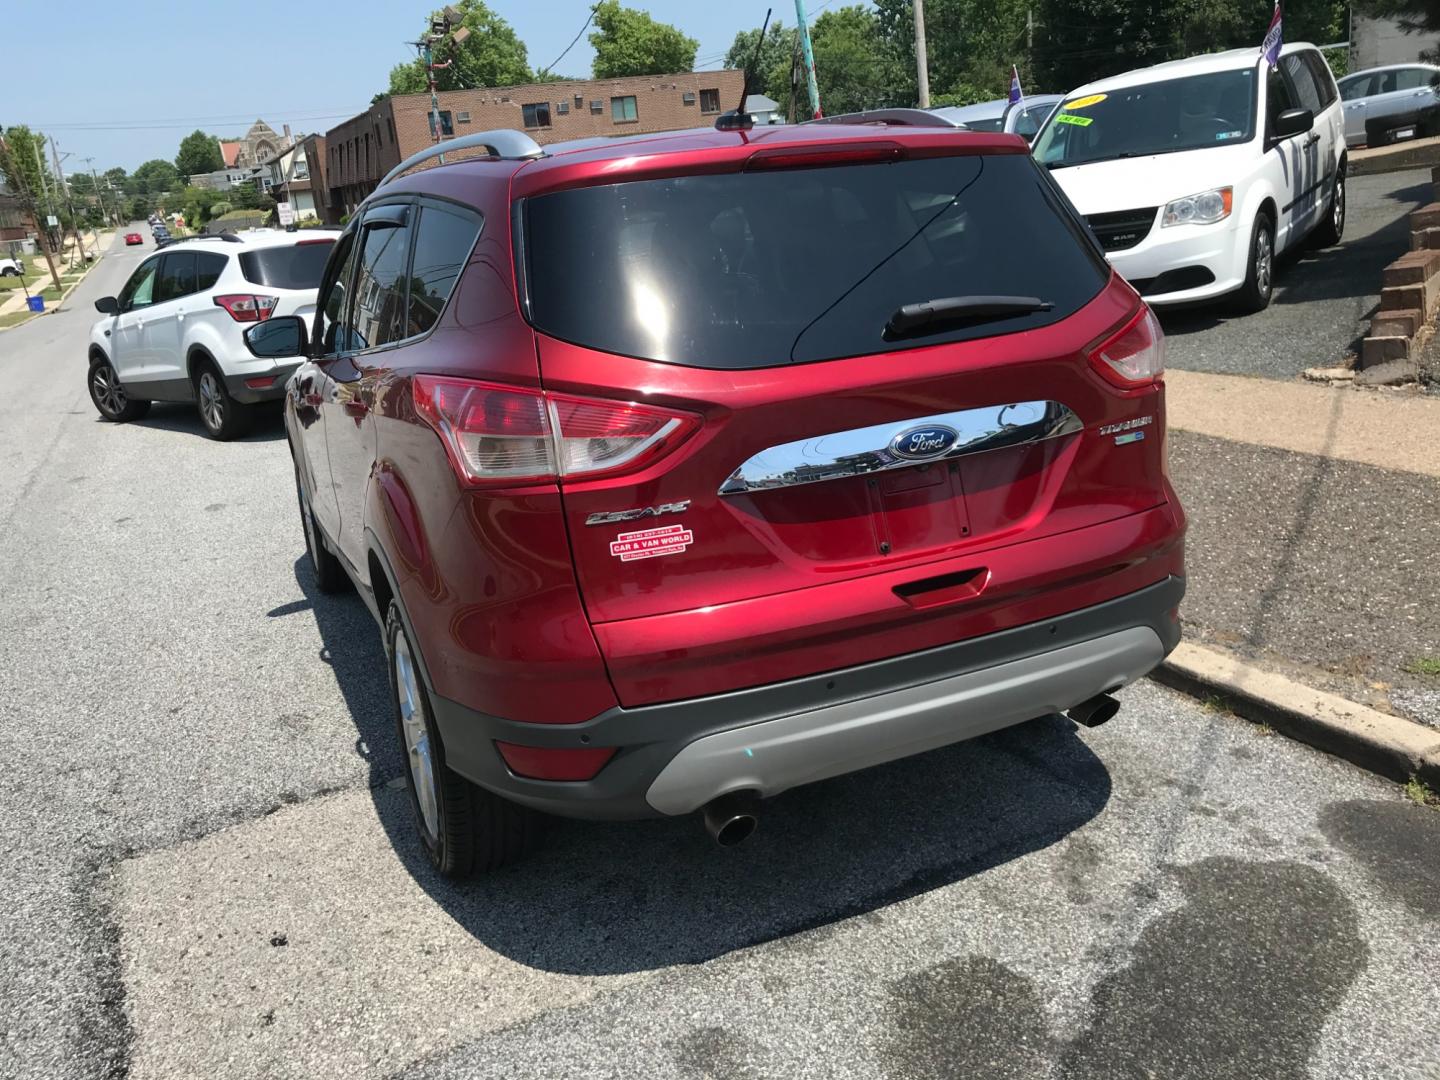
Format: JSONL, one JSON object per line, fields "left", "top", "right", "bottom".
{"left": 378, "top": 130, "right": 545, "bottom": 189}
{"left": 803, "top": 107, "right": 962, "bottom": 129}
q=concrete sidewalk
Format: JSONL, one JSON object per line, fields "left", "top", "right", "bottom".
{"left": 1165, "top": 369, "right": 1440, "bottom": 729}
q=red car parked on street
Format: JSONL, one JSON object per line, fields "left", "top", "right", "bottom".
{"left": 246, "top": 118, "right": 1185, "bottom": 877}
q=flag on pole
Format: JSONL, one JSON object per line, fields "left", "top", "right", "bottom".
{"left": 1008, "top": 65, "right": 1025, "bottom": 105}
{"left": 1260, "top": 1, "right": 1283, "bottom": 67}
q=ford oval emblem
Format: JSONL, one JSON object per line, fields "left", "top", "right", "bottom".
{"left": 890, "top": 425, "right": 960, "bottom": 461}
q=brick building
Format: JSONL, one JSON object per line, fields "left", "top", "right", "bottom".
{"left": 325, "top": 69, "right": 744, "bottom": 217}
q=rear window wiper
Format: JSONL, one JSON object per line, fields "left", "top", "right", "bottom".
{"left": 883, "top": 295, "right": 1053, "bottom": 341}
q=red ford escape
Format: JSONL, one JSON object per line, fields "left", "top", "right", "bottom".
{"left": 246, "top": 117, "right": 1185, "bottom": 877}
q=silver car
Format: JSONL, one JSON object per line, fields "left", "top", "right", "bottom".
{"left": 1338, "top": 63, "right": 1440, "bottom": 147}
{"left": 929, "top": 94, "right": 1065, "bottom": 142}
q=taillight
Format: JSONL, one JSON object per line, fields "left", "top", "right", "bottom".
{"left": 1087, "top": 306, "right": 1165, "bottom": 388}
{"left": 411, "top": 375, "right": 700, "bottom": 487}
{"left": 213, "top": 294, "right": 278, "bottom": 322}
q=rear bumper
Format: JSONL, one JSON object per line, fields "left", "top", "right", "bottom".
{"left": 430, "top": 575, "right": 1184, "bottom": 820}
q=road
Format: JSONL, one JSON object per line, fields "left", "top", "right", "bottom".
{"left": 1, "top": 231, "right": 1438, "bottom": 1080}
{"left": 1162, "top": 167, "right": 1434, "bottom": 379}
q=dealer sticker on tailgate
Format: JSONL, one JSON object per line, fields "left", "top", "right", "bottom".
{"left": 609, "top": 524, "right": 694, "bottom": 562}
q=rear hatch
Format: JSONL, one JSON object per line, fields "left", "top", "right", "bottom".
{"left": 238, "top": 237, "right": 335, "bottom": 322}
{"left": 519, "top": 144, "right": 1176, "bottom": 705}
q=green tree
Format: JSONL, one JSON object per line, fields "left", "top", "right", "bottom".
{"left": 127, "top": 195, "right": 152, "bottom": 221}
{"left": 809, "top": 5, "right": 912, "bottom": 114}
{"left": 876, "top": 0, "right": 1030, "bottom": 101}
{"left": 0, "top": 125, "right": 52, "bottom": 198}
{"left": 725, "top": 21, "right": 796, "bottom": 101}
{"left": 103, "top": 166, "right": 127, "bottom": 188}
{"left": 175, "top": 130, "right": 223, "bottom": 179}
{"left": 385, "top": 0, "right": 532, "bottom": 95}
{"left": 130, "top": 159, "right": 181, "bottom": 196}
{"left": 589, "top": 1, "right": 699, "bottom": 78}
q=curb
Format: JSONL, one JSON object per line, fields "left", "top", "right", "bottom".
{"left": 1152, "top": 642, "right": 1440, "bottom": 787}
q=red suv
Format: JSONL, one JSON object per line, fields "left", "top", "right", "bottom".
{"left": 246, "top": 122, "right": 1185, "bottom": 877}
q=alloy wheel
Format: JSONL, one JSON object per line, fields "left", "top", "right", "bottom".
{"left": 91, "top": 364, "right": 127, "bottom": 417}
{"left": 1255, "top": 227, "right": 1273, "bottom": 299}
{"left": 198, "top": 371, "right": 224, "bottom": 432}
{"left": 394, "top": 633, "right": 440, "bottom": 842}
{"left": 1333, "top": 176, "right": 1346, "bottom": 236}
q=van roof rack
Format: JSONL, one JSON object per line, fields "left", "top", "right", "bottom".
{"left": 803, "top": 108, "right": 962, "bottom": 129}
{"left": 378, "top": 130, "right": 545, "bottom": 189}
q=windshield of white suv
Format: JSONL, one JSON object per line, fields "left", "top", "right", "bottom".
{"left": 1035, "top": 67, "right": 1258, "bottom": 169}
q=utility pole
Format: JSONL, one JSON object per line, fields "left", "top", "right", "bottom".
{"left": 29, "top": 137, "right": 62, "bottom": 285}
{"left": 83, "top": 157, "right": 110, "bottom": 228}
{"left": 794, "top": 0, "right": 822, "bottom": 119}
{"left": 413, "top": 6, "right": 471, "bottom": 167}
{"left": 1027, "top": 7, "right": 1034, "bottom": 51}
{"left": 50, "top": 136, "right": 88, "bottom": 265}
{"left": 914, "top": 0, "right": 931, "bottom": 109}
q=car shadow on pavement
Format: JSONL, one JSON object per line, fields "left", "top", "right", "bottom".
{"left": 295, "top": 558, "right": 1113, "bottom": 976}
{"left": 129, "top": 401, "right": 288, "bottom": 442}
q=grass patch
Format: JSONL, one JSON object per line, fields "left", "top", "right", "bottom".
{"left": 0, "top": 310, "right": 35, "bottom": 329}
{"left": 1403, "top": 656, "right": 1440, "bottom": 678}
{"left": 1201, "top": 693, "right": 1232, "bottom": 714}
{"left": 1404, "top": 776, "right": 1440, "bottom": 809}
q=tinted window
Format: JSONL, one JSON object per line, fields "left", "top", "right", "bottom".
{"left": 196, "top": 252, "right": 227, "bottom": 291}
{"left": 1375, "top": 70, "right": 1399, "bottom": 94}
{"left": 155, "top": 252, "right": 197, "bottom": 303}
{"left": 1014, "top": 101, "right": 1056, "bottom": 139}
{"left": 1303, "top": 51, "right": 1338, "bottom": 106}
{"left": 612, "top": 96, "right": 638, "bottom": 122}
{"left": 1281, "top": 54, "right": 1323, "bottom": 114}
{"left": 348, "top": 213, "right": 413, "bottom": 350}
{"left": 1396, "top": 67, "right": 1431, "bottom": 91}
{"left": 119, "top": 258, "right": 160, "bottom": 310}
{"left": 961, "top": 117, "right": 1005, "bottom": 132}
{"left": 522, "top": 102, "right": 551, "bottom": 128}
{"left": 523, "top": 154, "right": 1108, "bottom": 369}
{"left": 1036, "top": 68, "right": 1257, "bottom": 167}
{"left": 239, "top": 241, "right": 335, "bottom": 289}
{"left": 1267, "top": 66, "right": 1298, "bottom": 131}
{"left": 406, "top": 204, "right": 480, "bottom": 336}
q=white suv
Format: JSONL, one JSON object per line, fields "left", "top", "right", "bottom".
{"left": 1034, "top": 44, "right": 1345, "bottom": 311}
{"left": 87, "top": 231, "right": 339, "bottom": 438}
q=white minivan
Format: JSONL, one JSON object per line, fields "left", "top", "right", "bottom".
{"left": 1033, "top": 44, "right": 1346, "bottom": 311}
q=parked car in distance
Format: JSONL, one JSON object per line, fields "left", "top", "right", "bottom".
{"left": 252, "top": 123, "right": 1186, "bottom": 877}
{"left": 0, "top": 257, "right": 21, "bottom": 276}
{"left": 124, "top": 232, "right": 143, "bottom": 246}
{"left": 1033, "top": 43, "right": 1345, "bottom": 311}
{"left": 86, "top": 229, "right": 340, "bottom": 438}
{"left": 1338, "top": 63, "right": 1440, "bottom": 147}
{"left": 1004, "top": 94, "right": 1065, "bottom": 141}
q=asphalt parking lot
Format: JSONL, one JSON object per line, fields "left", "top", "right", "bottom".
{"left": 1162, "top": 167, "right": 1434, "bottom": 379}
{"left": 2, "top": 223, "right": 1437, "bottom": 1080}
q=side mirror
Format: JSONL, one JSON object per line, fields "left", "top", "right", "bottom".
{"left": 1273, "top": 107, "right": 1315, "bottom": 140}
{"left": 94, "top": 296, "right": 118, "bottom": 315}
{"left": 244, "top": 315, "right": 309, "bottom": 359}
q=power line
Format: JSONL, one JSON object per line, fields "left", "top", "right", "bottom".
{"left": 542, "top": 5, "right": 598, "bottom": 75}
{"left": 30, "top": 106, "right": 368, "bottom": 127}
{"left": 36, "top": 112, "right": 367, "bottom": 133}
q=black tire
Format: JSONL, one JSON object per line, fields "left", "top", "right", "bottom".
{"left": 1234, "top": 212, "right": 1276, "bottom": 314}
{"left": 385, "top": 602, "right": 541, "bottom": 878}
{"left": 193, "top": 359, "right": 253, "bottom": 441}
{"left": 0, "top": 268, "right": 17, "bottom": 277}
{"left": 87, "top": 357, "right": 151, "bottom": 423}
{"left": 1309, "top": 167, "right": 1346, "bottom": 249}
{"left": 293, "top": 460, "right": 348, "bottom": 594}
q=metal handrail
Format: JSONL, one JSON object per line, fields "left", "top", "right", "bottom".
{"left": 378, "top": 129, "right": 545, "bottom": 189}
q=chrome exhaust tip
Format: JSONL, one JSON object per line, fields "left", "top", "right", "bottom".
{"left": 1067, "top": 693, "right": 1121, "bottom": 729}
{"left": 701, "top": 791, "right": 759, "bottom": 847}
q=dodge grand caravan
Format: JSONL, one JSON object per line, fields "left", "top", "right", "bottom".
{"left": 246, "top": 121, "right": 1186, "bottom": 876}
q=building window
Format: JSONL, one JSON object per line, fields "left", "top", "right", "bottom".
{"left": 557, "top": 100, "right": 570, "bottom": 115}
{"left": 590, "top": 99, "right": 604, "bottom": 113}
{"left": 522, "top": 102, "right": 552, "bottom": 128}
{"left": 611, "top": 95, "right": 638, "bottom": 123}
{"left": 682, "top": 91, "right": 696, "bottom": 106}
{"left": 456, "top": 111, "right": 471, "bottom": 123}
{"left": 428, "top": 110, "right": 454, "bottom": 138}
{"left": 387, "top": 117, "right": 396, "bottom": 144}
{"left": 700, "top": 89, "right": 721, "bottom": 114}
{"left": 575, "top": 94, "right": 584, "bottom": 108}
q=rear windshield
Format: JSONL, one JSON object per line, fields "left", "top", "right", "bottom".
{"left": 239, "top": 240, "right": 335, "bottom": 290}
{"left": 522, "top": 154, "right": 1107, "bottom": 369}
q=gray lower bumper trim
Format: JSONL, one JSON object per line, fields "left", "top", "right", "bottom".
{"left": 645, "top": 625, "right": 1164, "bottom": 815}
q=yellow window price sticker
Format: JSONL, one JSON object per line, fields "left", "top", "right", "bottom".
{"left": 1064, "top": 94, "right": 1107, "bottom": 110}
{"left": 1055, "top": 113, "right": 1094, "bottom": 127}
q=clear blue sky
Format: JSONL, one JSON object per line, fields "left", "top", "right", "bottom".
{"left": 4, "top": 0, "right": 790, "bottom": 173}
